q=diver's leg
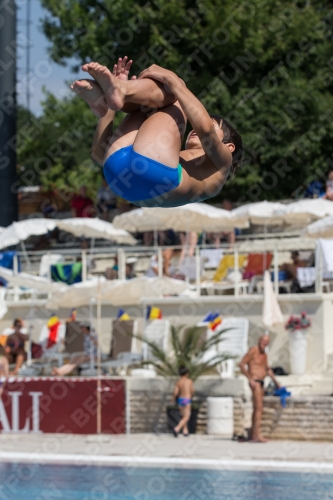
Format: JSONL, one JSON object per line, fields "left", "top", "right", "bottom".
{"left": 131, "top": 100, "right": 186, "bottom": 168}
{"left": 71, "top": 79, "right": 108, "bottom": 118}
{"left": 82, "top": 62, "right": 177, "bottom": 111}
{"left": 91, "top": 109, "right": 116, "bottom": 165}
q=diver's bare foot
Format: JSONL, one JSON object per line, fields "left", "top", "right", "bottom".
{"left": 51, "top": 367, "right": 60, "bottom": 376}
{"left": 71, "top": 79, "right": 107, "bottom": 118}
{"left": 82, "top": 62, "right": 126, "bottom": 111}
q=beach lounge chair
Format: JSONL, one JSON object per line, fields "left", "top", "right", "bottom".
{"left": 200, "top": 249, "right": 224, "bottom": 270}
{"left": 201, "top": 254, "right": 248, "bottom": 295}
{"left": 39, "top": 253, "right": 63, "bottom": 278}
{"left": 63, "top": 321, "right": 86, "bottom": 356}
{"left": 177, "top": 255, "right": 207, "bottom": 282}
{"left": 213, "top": 317, "right": 249, "bottom": 378}
{"left": 143, "top": 319, "right": 170, "bottom": 361}
{"left": 99, "top": 319, "right": 141, "bottom": 375}
{"left": 243, "top": 253, "right": 273, "bottom": 293}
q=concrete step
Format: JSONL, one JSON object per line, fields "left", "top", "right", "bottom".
{"left": 276, "top": 374, "right": 333, "bottom": 396}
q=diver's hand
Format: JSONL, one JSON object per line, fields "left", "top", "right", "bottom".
{"left": 113, "top": 56, "right": 137, "bottom": 81}
{"left": 138, "top": 64, "right": 178, "bottom": 86}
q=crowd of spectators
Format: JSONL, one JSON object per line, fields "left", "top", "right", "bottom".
{"left": 0, "top": 317, "right": 98, "bottom": 378}
{"left": 304, "top": 170, "right": 333, "bottom": 200}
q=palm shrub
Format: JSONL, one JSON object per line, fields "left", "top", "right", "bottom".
{"left": 134, "top": 324, "right": 234, "bottom": 382}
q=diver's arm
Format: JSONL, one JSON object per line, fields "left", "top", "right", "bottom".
{"left": 139, "top": 65, "right": 232, "bottom": 172}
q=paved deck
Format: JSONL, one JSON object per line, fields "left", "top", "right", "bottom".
{"left": 1, "top": 434, "right": 333, "bottom": 472}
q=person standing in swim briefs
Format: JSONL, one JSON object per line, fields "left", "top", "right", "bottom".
{"left": 239, "top": 335, "right": 281, "bottom": 443}
{"left": 70, "top": 57, "right": 243, "bottom": 208}
{"left": 172, "top": 366, "right": 194, "bottom": 437}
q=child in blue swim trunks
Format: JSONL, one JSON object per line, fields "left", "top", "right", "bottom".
{"left": 172, "top": 366, "right": 194, "bottom": 437}
{"left": 71, "top": 57, "right": 243, "bottom": 208}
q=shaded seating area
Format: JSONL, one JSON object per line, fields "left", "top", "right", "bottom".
{"left": 201, "top": 253, "right": 274, "bottom": 295}
{"left": 20, "top": 320, "right": 86, "bottom": 376}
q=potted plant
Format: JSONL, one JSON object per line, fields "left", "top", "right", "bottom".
{"left": 134, "top": 324, "right": 234, "bottom": 434}
{"left": 285, "top": 312, "right": 311, "bottom": 375}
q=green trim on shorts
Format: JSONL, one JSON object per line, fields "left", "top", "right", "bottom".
{"left": 177, "top": 164, "right": 183, "bottom": 184}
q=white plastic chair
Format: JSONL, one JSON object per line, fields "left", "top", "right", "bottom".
{"left": 297, "top": 267, "right": 316, "bottom": 289}
{"left": 39, "top": 254, "right": 63, "bottom": 278}
{"left": 143, "top": 319, "right": 169, "bottom": 361}
{"left": 215, "top": 317, "right": 249, "bottom": 378}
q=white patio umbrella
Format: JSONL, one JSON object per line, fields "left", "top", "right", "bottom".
{"left": 56, "top": 218, "right": 137, "bottom": 245}
{"left": 46, "top": 277, "right": 109, "bottom": 310}
{"left": 0, "top": 267, "right": 64, "bottom": 292}
{"left": 102, "top": 276, "right": 189, "bottom": 306}
{"left": 0, "top": 219, "right": 56, "bottom": 250}
{"left": 302, "top": 216, "right": 333, "bottom": 239}
{"left": 143, "top": 203, "right": 244, "bottom": 232}
{"left": 231, "top": 201, "right": 287, "bottom": 226}
{"left": 262, "top": 270, "right": 284, "bottom": 331}
{"left": 0, "top": 291, "right": 7, "bottom": 320}
{"left": 46, "top": 276, "right": 189, "bottom": 309}
{"left": 277, "top": 199, "right": 333, "bottom": 225}
{"left": 113, "top": 208, "right": 169, "bottom": 233}
{"left": 0, "top": 218, "right": 136, "bottom": 250}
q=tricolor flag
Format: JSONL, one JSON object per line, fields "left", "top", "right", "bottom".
{"left": 209, "top": 315, "right": 222, "bottom": 331}
{"left": 146, "top": 306, "right": 163, "bottom": 320}
{"left": 117, "top": 309, "right": 131, "bottom": 320}
{"left": 197, "top": 311, "right": 219, "bottom": 325}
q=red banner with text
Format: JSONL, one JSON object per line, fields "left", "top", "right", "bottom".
{"left": 0, "top": 378, "right": 126, "bottom": 434}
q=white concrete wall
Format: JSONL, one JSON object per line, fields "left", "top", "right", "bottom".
{"left": 2, "top": 293, "right": 333, "bottom": 374}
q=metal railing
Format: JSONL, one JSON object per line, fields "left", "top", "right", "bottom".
{"left": 3, "top": 237, "right": 325, "bottom": 304}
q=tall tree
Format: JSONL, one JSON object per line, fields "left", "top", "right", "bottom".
{"left": 39, "top": 0, "right": 333, "bottom": 201}
{"left": 17, "top": 93, "right": 105, "bottom": 197}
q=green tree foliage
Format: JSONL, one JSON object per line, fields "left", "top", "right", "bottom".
{"left": 37, "top": 0, "right": 333, "bottom": 201}
{"left": 134, "top": 324, "right": 233, "bottom": 381}
{"left": 17, "top": 92, "right": 103, "bottom": 197}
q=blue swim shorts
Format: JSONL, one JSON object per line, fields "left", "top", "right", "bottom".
{"left": 177, "top": 398, "right": 192, "bottom": 407}
{"left": 103, "top": 146, "right": 183, "bottom": 203}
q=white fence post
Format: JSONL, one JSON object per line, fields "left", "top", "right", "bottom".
{"left": 234, "top": 245, "right": 239, "bottom": 297}
{"left": 118, "top": 249, "right": 126, "bottom": 280}
{"left": 315, "top": 241, "right": 323, "bottom": 294}
{"left": 274, "top": 245, "right": 279, "bottom": 295}
{"left": 82, "top": 250, "right": 87, "bottom": 281}
{"left": 13, "top": 254, "right": 19, "bottom": 302}
{"left": 158, "top": 247, "right": 163, "bottom": 278}
{"left": 196, "top": 246, "right": 201, "bottom": 296}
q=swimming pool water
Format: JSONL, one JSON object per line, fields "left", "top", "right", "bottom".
{"left": 1, "top": 463, "right": 332, "bottom": 499}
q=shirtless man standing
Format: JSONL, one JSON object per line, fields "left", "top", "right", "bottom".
{"left": 239, "top": 335, "right": 280, "bottom": 442}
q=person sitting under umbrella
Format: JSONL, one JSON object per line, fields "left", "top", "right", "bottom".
{"left": 51, "top": 322, "right": 97, "bottom": 376}
{"left": 5, "top": 319, "right": 28, "bottom": 375}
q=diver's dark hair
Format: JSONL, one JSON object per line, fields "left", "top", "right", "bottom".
{"left": 210, "top": 115, "right": 243, "bottom": 174}
{"left": 178, "top": 365, "right": 189, "bottom": 376}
